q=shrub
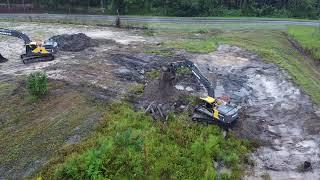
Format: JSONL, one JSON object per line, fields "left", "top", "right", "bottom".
{"left": 26, "top": 72, "right": 48, "bottom": 97}
{"left": 176, "top": 66, "right": 192, "bottom": 75}
{"left": 43, "top": 103, "right": 253, "bottom": 179}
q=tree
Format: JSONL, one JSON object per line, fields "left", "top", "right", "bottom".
{"left": 101, "top": 0, "right": 105, "bottom": 13}
{"left": 6, "top": 0, "right": 10, "bottom": 10}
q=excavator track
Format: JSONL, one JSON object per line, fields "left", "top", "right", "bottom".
{"left": 192, "top": 106, "right": 233, "bottom": 129}
{"left": 22, "top": 54, "right": 54, "bottom": 64}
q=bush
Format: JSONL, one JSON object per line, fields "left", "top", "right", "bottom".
{"left": 26, "top": 72, "right": 48, "bottom": 97}
{"left": 41, "top": 103, "right": 253, "bottom": 179}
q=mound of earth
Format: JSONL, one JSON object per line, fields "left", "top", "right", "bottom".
{"left": 50, "top": 33, "right": 94, "bottom": 52}
{"left": 0, "top": 53, "right": 8, "bottom": 63}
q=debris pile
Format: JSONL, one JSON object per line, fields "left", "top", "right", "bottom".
{"left": 141, "top": 66, "right": 193, "bottom": 120}
{"left": 50, "top": 33, "right": 93, "bottom": 52}
{"left": 0, "top": 53, "right": 8, "bottom": 63}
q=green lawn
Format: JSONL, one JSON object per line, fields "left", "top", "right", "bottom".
{"left": 166, "top": 30, "right": 320, "bottom": 104}
{"left": 39, "top": 103, "right": 252, "bottom": 180}
{"left": 288, "top": 25, "right": 320, "bottom": 60}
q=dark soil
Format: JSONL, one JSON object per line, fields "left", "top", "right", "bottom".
{"left": 0, "top": 53, "right": 8, "bottom": 63}
{"left": 50, "top": 33, "right": 94, "bottom": 52}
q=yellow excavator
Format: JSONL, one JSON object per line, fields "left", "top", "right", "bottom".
{"left": 0, "top": 29, "right": 57, "bottom": 64}
{"left": 168, "top": 60, "right": 239, "bottom": 126}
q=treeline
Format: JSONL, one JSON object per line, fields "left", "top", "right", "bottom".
{"left": 3, "top": 0, "right": 320, "bottom": 18}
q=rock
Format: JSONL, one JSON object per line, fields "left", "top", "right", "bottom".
{"left": 175, "top": 85, "right": 184, "bottom": 91}
{"left": 185, "top": 87, "right": 193, "bottom": 91}
{"left": 113, "top": 68, "right": 144, "bottom": 82}
{"left": 304, "top": 161, "right": 312, "bottom": 171}
{"left": 65, "top": 135, "right": 81, "bottom": 144}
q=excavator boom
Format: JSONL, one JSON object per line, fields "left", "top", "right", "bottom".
{"left": 0, "top": 29, "right": 31, "bottom": 44}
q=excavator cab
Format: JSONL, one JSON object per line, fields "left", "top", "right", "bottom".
{"left": 26, "top": 42, "right": 38, "bottom": 54}
{"left": 199, "top": 96, "right": 238, "bottom": 123}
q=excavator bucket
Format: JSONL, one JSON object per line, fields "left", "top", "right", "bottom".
{"left": 0, "top": 53, "right": 8, "bottom": 63}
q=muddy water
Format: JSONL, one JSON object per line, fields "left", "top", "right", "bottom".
{"left": 192, "top": 45, "right": 320, "bottom": 179}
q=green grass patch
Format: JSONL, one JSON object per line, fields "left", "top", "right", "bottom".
{"left": 168, "top": 38, "right": 219, "bottom": 53}
{"left": 40, "top": 102, "right": 252, "bottom": 179}
{"left": 144, "top": 48, "right": 173, "bottom": 56}
{"left": 145, "top": 70, "right": 161, "bottom": 79}
{"left": 128, "top": 83, "right": 145, "bottom": 95}
{"left": 288, "top": 25, "right": 320, "bottom": 60}
{"left": 176, "top": 66, "right": 193, "bottom": 75}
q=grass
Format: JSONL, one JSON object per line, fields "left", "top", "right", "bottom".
{"left": 169, "top": 39, "right": 218, "bottom": 53}
{"left": 39, "top": 102, "right": 253, "bottom": 179}
{"left": 176, "top": 66, "right": 193, "bottom": 75}
{"left": 0, "top": 80, "right": 104, "bottom": 178}
{"left": 288, "top": 25, "right": 320, "bottom": 60}
{"left": 145, "top": 69, "right": 161, "bottom": 79}
{"left": 144, "top": 48, "right": 174, "bottom": 56}
{"left": 166, "top": 30, "right": 320, "bottom": 104}
{"left": 128, "top": 83, "right": 145, "bottom": 95}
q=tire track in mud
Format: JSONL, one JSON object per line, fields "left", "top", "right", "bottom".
{"left": 191, "top": 45, "right": 320, "bottom": 179}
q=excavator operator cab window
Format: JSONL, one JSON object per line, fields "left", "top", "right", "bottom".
{"left": 205, "top": 102, "right": 213, "bottom": 109}
{"left": 26, "top": 44, "right": 37, "bottom": 54}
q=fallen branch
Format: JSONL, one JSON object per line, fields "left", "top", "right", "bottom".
{"left": 145, "top": 101, "right": 155, "bottom": 113}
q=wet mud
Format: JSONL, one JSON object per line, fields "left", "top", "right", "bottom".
{"left": 190, "top": 45, "right": 320, "bottom": 179}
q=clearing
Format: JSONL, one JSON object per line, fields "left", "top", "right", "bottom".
{"left": 0, "top": 21, "right": 319, "bottom": 179}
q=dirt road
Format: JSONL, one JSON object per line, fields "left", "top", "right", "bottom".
{"left": 0, "top": 13, "right": 319, "bottom": 27}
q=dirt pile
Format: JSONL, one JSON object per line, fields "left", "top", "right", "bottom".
{"left": 0, "top": 53, "right": 8, "bottom": 63}
{"left": 50, "top": 33, "right": 94, "bottom": 52}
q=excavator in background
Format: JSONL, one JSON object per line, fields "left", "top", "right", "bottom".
{"left": 0, "top": 29, "right": 57, "bottom": 64}
{"left": 168, "top": 60, "right": 239, "bottom": 126}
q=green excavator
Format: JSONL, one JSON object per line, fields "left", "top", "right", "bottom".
{"left": 168, "top": 60, "right": 239, "bottom": 126}
{"left": 0, "top": 29, "right": 57, "bottom": 64}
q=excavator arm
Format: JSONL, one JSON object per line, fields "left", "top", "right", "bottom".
{"left": 169, "top": 60, "right": 215, "bottom": 97}
{"left": 0, "top": 28, "right": 31, "bottom": 45}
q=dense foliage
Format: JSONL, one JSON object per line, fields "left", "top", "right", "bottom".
{"left": 41, "top": 103, "right": 252, "bottom": 179}
{"left": 3, "top": 0, "right": 320, "bottom": 18}
{"left": 26, "top": 71, "right": 48, "bottom": 97}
